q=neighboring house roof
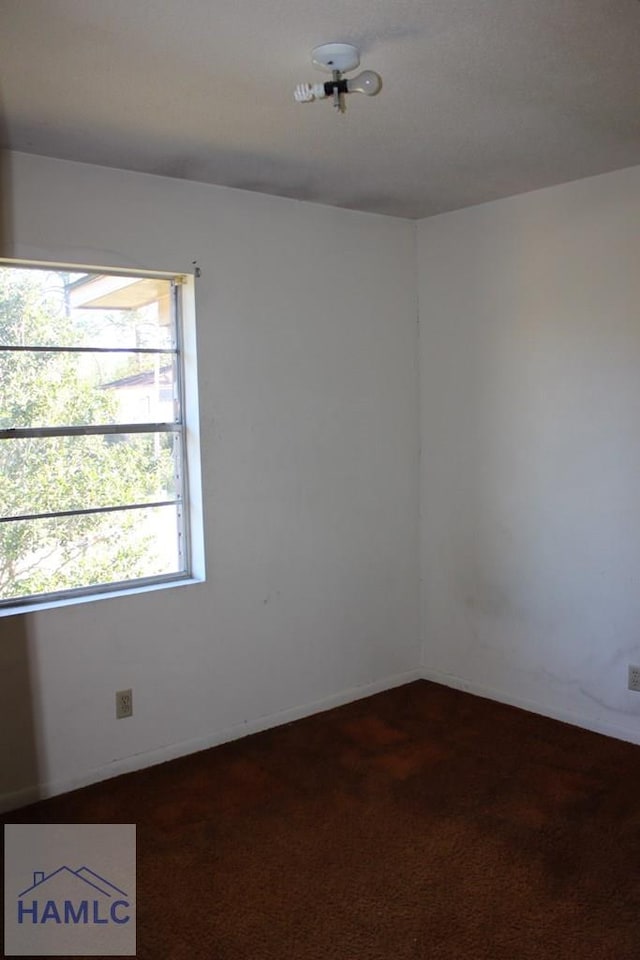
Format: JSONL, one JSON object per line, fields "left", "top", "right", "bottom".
{"left": 102, "top": 364, "right": 172, "bottom": 390}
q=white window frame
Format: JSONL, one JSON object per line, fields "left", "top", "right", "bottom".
{"left": 0, "top": 258, "right": 205, "bottom": 615}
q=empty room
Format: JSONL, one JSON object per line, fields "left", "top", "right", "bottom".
{"left": 1, "top": 2, "right": 640, "bottom": 958}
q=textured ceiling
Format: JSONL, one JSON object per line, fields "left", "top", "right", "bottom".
{"left": 1, "top": 1, "right": 640, "bottom": 219}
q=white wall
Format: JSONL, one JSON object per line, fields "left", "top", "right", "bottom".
{"left": 0, "top": 152, "right": 420, "bottom": 810}
{"left": 418, "top": 165, "right": 640, "bottom": 744}
{"left": 8, "top": 149, "right": 638, "bottom": 812}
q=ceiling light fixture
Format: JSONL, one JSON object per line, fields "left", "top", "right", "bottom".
{"left": 294, "top": 43, "right": 381, "bottom": 114}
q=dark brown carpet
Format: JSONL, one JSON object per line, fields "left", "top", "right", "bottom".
{"left": 4, "top": 679, "right": 640, "bottom": 959}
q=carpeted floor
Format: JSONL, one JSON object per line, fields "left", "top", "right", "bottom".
{"left": 4, "top": 679, "right": 640, "bottom": 959}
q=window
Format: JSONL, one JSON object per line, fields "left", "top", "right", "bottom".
{"left": 0, "top": 260, "right": 201, "bottom": 610}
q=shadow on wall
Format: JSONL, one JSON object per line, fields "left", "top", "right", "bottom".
{"left": 0, "top": 91, "right": 14, "bottom": 258}
{"left": 0, "top": 104, "right": 41, "bottom": 812}
{"left": 0, "top": 618, "right": 41, "bottom": 812}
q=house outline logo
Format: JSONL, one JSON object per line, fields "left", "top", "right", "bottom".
{"left": 17, "top": 865, "right": 131, "bottom": 926}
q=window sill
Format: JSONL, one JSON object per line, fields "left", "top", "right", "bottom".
{"left": 0, "top": 575, "right": 205, "bottom": 618}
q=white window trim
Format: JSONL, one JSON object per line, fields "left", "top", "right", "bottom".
{"left": 0, "top": 259, "right": 205, "bottom": 616}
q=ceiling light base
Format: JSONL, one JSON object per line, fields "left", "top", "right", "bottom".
{"left": 311, "top": 43, "right": 360, "bottom": 75}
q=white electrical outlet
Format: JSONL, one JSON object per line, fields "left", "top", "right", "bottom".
{"left": 628, "top": 666, "right": 640, "bottom": 692}
{"left": 116, "top": 688, "right": 133, "bottom": 718}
